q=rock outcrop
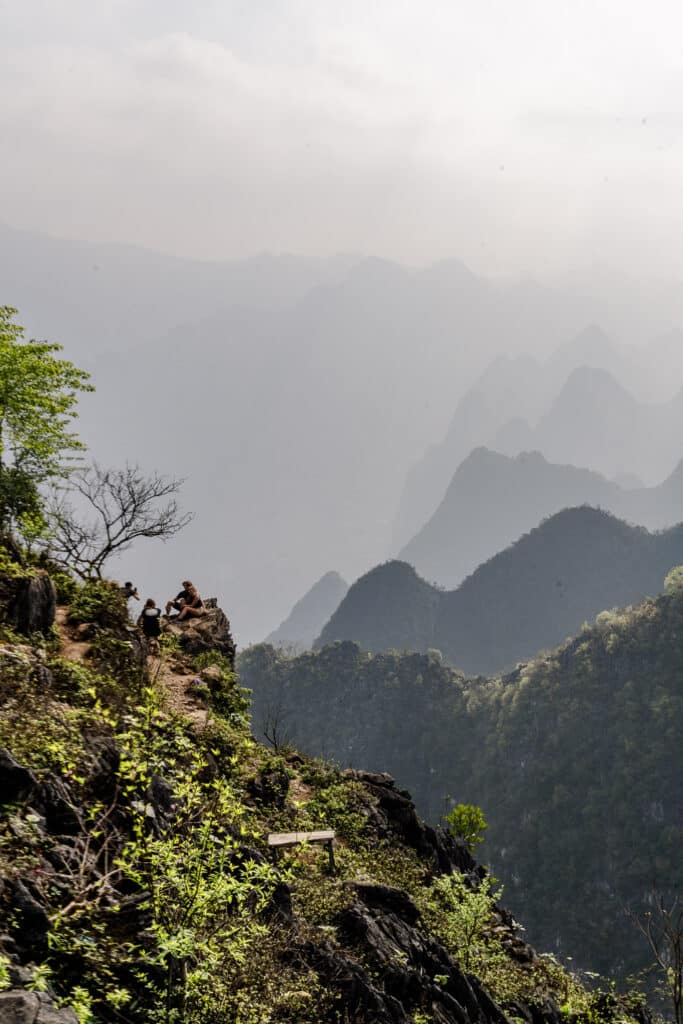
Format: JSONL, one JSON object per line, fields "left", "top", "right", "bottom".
{"left": 0, "top": 570, "right": 56, "bottom": 636}
{"left": 163, "top": 598, "right": 236, "bottom": 665}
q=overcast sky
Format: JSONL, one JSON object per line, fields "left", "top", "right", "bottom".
{"left": 2, "top": 0, "right": 683, "bottom": 276}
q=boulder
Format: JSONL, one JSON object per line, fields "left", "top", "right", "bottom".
{"left": 0, "top": 990, "right": 79, "bottom": 1023}
{"left": 163, "top": 599, "right": 236, "bottom": 665}
{"left": 7, "top": 573, "right": 57, "bottom": 635}
{"left": 0, "top": 749, "right": 37, "bottom": 805}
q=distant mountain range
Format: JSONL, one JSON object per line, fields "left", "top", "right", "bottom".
{"left": 394, "top": 352, "right": 683, "bottom": 548}
{"left": 6, "top": 221, "right": 683, "bottom": 642}
{"left": 265, "top": 571, "right": 348, "bottom": 651}
{"left": 399, "top": 447, "right": 683, "bottom": 589}
{"left": 318, "top": 506, "right": 683, "bottom": 676}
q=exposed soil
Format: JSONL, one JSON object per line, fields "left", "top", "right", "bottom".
{"left": 54, "top": 605, "right": 209, "bottom": 731}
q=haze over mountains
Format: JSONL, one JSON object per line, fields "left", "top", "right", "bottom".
{"left": 317, "top": 507, "right": 683, "bottom": 676}
{"left": 400, "top": 447, "right": 683, "bottom": 590}
{"left": 394, "top": 344, "right": 683, "bottom": 548}
{"left": 265, "top": 570, "right": 348, "bottom": 651}
{"left": 6, "top": 222, "right": 683, "bottom": 639}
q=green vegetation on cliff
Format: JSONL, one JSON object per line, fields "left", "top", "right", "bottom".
{"left": 243, "top": 574, "right": 683, "bottom": 982}
{"left": 0, "top": 557, "right": 650, "bottom": 1023}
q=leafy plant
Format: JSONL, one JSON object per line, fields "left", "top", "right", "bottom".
{"left": 444, "top": 803, "right": 488, "bottom": 853}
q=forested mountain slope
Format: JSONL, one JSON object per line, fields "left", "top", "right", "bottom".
{"left": 320, "top": 508, "right": 683, "bottom": 676}
{"left": 399, "top": 447, "right": 683, "bottom": 589}
{"left": 242, "top": 574, "right": 683, "bottom": 980}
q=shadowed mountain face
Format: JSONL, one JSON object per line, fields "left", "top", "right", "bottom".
{"left": 319, "top": 507, "right": 683, "bottom": 676}
{"left": 315, "top": 561, "right": 439, "bottom": 654}
{"left": 399, "top": 447, "right": 683, "bottom": 590}
{"left": 265, "top": 571, "right": 348, "bottom": 651}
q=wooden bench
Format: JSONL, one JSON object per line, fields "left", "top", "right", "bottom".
{"left": 267, "top": 830, "right": 336, "bottom": 872}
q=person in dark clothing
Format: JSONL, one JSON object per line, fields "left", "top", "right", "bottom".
{"left": 165, "top": 581, "right": 192, "bottom": 616}
{"left": 176, "top": 581, "right": 204, "bottom": 621}
{"left": 138, "top": 598, "right": 162, "bottom": 652}
{"left": 121, "top": 581, "right": 140, "bottom": 602}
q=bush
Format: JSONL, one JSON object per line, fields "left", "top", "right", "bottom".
{"left": 444, "top": 803, "right": 488, "bottom": 853}
{"left": 69, "top": 580, "right": 129, "bottom": 630}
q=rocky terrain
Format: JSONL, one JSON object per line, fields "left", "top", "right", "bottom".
{"left": 0, "top": 552, "right": 650, "bottom": 1023}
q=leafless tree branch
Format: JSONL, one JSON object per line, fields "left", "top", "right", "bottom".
{"left": 47, "top": 462, "right": 193, "bottom": 579}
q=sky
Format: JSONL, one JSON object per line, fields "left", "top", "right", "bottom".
{"left": 3, "top": 0, "right": 683, "bottom": 276}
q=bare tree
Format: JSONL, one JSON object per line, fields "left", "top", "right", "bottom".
{"left": 48, "top": 463, "right": 192, "bottom": 579}
{"left": 630, "top": 889, "right": 683, "bottom": 1024}
{"left": 260, "top": 695, "right": 295, "bottom": 752}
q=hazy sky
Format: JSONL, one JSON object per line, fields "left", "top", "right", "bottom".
{"left": 3, "top": 0, "right": 683, "bottom": 275}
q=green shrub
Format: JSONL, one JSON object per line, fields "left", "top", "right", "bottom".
{"left": 444, "top": 803, "right": 488, "bottom": 853}
{"left": 68, "top": 580, "right": 129, "bottom": 630}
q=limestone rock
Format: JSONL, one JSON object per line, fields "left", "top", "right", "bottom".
{"left": 7, "top": 573, "right": 57, "bottom": 635}
{"left": 163, "top": 599, "right": 236, "bottom": 665}
{"left": 0, "top": 989, "right": 79, "bottom": 1023}
{"left": 0, "top": 749, "right": 37, "bottom": 805}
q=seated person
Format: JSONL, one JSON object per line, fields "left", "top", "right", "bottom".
{"left": 165, "top": 581, "right": 192, "bottom": 616}
{"left": 165, "top": 580, "right": 204, "bottom": 620}
{"left": 177, "top": 582, "right": 204, "bottom": 620}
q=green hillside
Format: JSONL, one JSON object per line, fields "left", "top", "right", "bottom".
{"left": 242, "top": 572, "right": 683, "bottom": 980}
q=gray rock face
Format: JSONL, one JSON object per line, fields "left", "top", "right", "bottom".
{"left": 0, "top": 989, "right": 79, "bottom": 1023}
{"left": 0, "top": 748, "right": 37, "bottom": 805}
{"left": 7, "top": 573, "right": 57, "bottom": 636}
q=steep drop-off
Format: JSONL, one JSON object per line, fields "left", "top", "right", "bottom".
{"left": 0, "top": 559, "right": 648, "bottom": 1023}
{"left": 243, "top": 575, "right": 683, "bottom": 980}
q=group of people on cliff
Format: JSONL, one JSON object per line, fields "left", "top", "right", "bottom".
{"left": 120, "top": 579, "right": 205, "bottom": 646}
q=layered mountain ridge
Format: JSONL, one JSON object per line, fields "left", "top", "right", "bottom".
{"left": 319, "top": 505, "right": 683, "bottom": 676}
{"left": 399, "top": 447, "right": 683, "bottom": 590}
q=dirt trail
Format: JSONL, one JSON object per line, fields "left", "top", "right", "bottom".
{"left": 147, "top": 654, "right": 209, "bottom": 731}
{"left": 54, "top": 606, "right": 91, "bottom": 663}
{"left": 54, "top": 605, "right": 209, "bottom": 731}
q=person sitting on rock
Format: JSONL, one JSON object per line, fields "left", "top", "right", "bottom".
{"left": 165, "top": 581, "right": 192, "bottom": 616}
{"left": 165, "top": 580, "right": 204, "bottom": 620}
{"left": 176, "top": 581, "right": 205, "bottom": 621}
{"left": 138, "top": 598, "right": 162, "bottom": 650}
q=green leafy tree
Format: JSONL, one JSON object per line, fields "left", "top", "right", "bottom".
{"left": 424, "top": 871, "right": 501, "bottom": 972}
{"left": 0, "top": 306, "right": 93, "bottom": 536}
{"left": 445, "top": 803, "right": 488, "bottom": 853}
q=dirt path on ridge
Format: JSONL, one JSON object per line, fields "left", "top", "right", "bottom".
{"left": 145, "top": 653, "right": 209, "bottom": 731}
{"left": 54, "top": 606, "right": 91, "bottom": 663}
{"left": 54, "top": 606, "right": 208, "bottom": 731}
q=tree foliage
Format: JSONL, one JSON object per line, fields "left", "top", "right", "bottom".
{"left": 0, "top": 306, "right": 92, "bottom": 534}
{"left": 630, "top": 889, "right": 683, "bottom": 1024}
{"left": 445, "top": 803, "right": 488, "bottom": 853}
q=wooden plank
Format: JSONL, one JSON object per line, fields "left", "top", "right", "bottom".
{"left": 267, "top": 830, "right": 335, "bottom": 847}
